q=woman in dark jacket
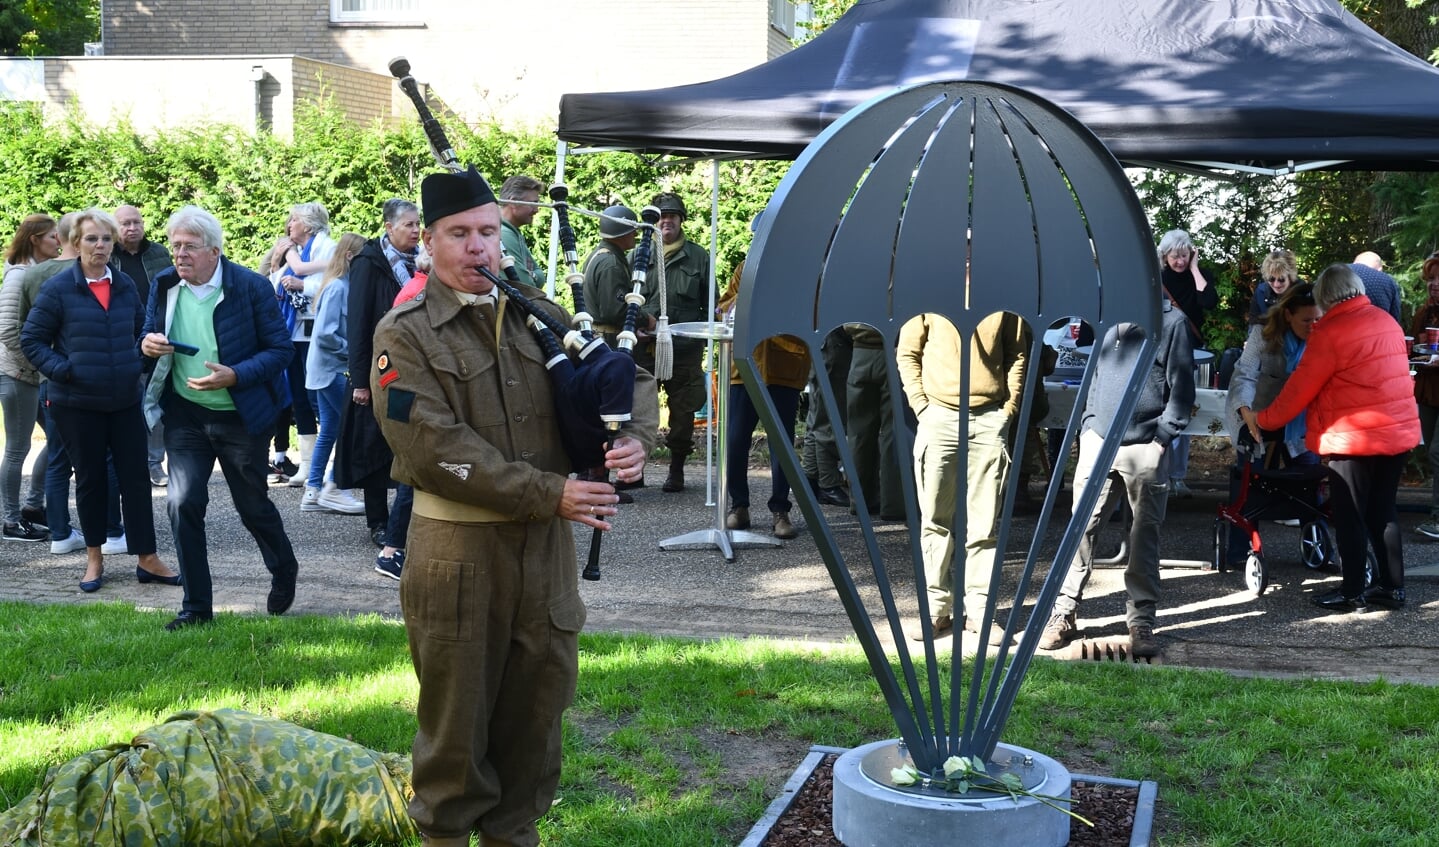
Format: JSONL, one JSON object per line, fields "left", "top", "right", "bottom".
{"left": 20, "top": 208, "right": 179, "bottom": 593}
{"left": 339, "top": 198, "right": 419, "bottom": 562}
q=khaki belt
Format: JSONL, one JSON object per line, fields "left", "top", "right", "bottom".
{"left": 413, "top": 490, "right": 515, "bottom": 524}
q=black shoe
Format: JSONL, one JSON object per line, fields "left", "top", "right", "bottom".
{"left": 1313, "top": 589, "right": 1366, "bottom": 612}
{"left": 276, "top": 458, "right": 299, "bottom": 477}
{"left": 268, "top": 572, "right": 297, "bottom": 615}
{"left": 615, "top": 489, "right": 634, "bottom": 505}
{"left": 614, "top": 477, "right": 645, "bottom": 491}
{"left": 2, "top": 520, "right": 48, "bottom": 542}
{"left": 1362, "top": 586, "right": 1406, "bottom": 610}
{"left": 20, "top": 506, "right": 47, "bottom": 529}
{"left": 165, "top": 610, "right": 213, "bottom": 631}
{"left": 370, "top": 525, "right": 387, "bottom": 548}
{"left": 136, "top": 566, "right": 182, "bottom": 586}
{"left": 817, "top": 486, "right": 850, "bottom": 507}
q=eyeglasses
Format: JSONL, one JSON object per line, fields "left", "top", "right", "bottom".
{"left": 171, "top": 242, "right": 213, "bottom": 255}
{"left": 1266, "top": 276, "right": 1290, "bottom": 284}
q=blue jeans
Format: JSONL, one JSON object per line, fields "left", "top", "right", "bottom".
{"left": 386, "top": 483, "right": 413, "bottom": 550}
{"left": 725, "top": 383, "right": 801, "bottom": 514}
{"left": 0, "top": 374, "right": 43, "bottom": 523}
{"left": 306, "top": 373, "right": 347, "bottom": 489}
{"left": 164, "top": 398, "right": 299, "bottom": 615}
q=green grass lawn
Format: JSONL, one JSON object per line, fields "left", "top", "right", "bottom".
{"left": 2, "top": 601, "right": 1438, "bottom": 846}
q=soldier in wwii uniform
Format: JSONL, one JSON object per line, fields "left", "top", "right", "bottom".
{"left": 372, "top": 167, "right": 658, "bottom": 847}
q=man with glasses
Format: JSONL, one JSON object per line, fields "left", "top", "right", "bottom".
{"left": 139, "top": 205, "right": 299, "bottom": 631}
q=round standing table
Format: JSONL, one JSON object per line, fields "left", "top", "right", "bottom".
{"left": 657, "top": 321, "right": 782, "bottom": 561}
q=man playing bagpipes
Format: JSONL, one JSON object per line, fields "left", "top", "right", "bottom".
{"left": 371, "top": 167, "right": 658, "bottom": 847}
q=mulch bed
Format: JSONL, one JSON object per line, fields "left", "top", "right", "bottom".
{"left": 759, "top": 754, "right": 1141, "bottom": 846}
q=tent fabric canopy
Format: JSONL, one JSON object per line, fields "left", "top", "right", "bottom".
{"left": 557, "top": 0, "right": 1439, "bottom": 172}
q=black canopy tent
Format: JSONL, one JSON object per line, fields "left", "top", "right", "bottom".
{"left": 557, "top": 0, "right": 1439, "bottom": 175}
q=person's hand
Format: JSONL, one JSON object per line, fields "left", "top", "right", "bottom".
{"left": 1238, "top": 406, "right": 1261, "bottom": 441}
{"left": 559, "top": 478, "right": 620, "bottom": 529}
{"left": 186, "top": 361, "right": 237, "bottom": 390}
{"left": 140, "top": 332, "right": 172, "bottom": 358}
{"left": 605, "top": 435, "right": 647, "bottom": 484}
{"left": 353, "top": 387, "right": 371, "bottom": 406}
{"left": 1189, "top": 247, "right": 1208, "bottom": 290}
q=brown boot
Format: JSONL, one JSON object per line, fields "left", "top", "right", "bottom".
{"left": 662, "top": 452, "right": 689, "bottom": 492}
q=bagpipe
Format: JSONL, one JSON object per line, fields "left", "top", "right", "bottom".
{"left": 390, "top": 55, "right": 649, "bottom": 580}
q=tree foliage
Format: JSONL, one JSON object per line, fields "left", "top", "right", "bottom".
{"left": 0, "top": 98, "right": 787, "bottom": 301}
{"left": 0, "top": 0, "right": 99, "bottom": 56}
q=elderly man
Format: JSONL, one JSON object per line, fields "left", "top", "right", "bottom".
{"left": 373, "top": 166, "right": 657, "bottom": 847}
{"left": 139, "top": 206, "right": 298, "bottom": 631}
{"left": 112, "top": 204, "right": 175, "bottom": 486}
{"left": 498, "top": 175, "right": 544, "bottom": 288}
{"left": 1351, "top": 252, "right": 1403, "bottom": 325}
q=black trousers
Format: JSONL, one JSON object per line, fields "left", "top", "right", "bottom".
{"left": 1326, "top": 453, "right": 1406, "bottom": 596}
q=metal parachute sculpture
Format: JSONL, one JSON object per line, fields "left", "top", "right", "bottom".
{"left": 732, "top": 81, "right": 1162, "bottom": 844}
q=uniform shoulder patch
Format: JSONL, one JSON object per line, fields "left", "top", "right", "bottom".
{"left": 377, "top": 349, "right": 399, "bottom": 388}
{"left": 387, "top": 387, "right": 415, "bottom": 423}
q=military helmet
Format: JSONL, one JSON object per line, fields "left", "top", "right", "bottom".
{"left": 651, "top": 192, "right": 687, "bottom": 220}
{"left": 599, "top": 205, "right": 637, "bottom": 239}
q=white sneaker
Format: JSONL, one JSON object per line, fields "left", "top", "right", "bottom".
{"left": 287, "top": 465, "right": 309, "bottom": 488}
{"left": 50, "top": 528, "right": 85, "bottom": 555}
{"left": 300, "top": 486, "right": 325, "bottom": 512}
{"left": 101, "top": 533, "right": 128, "bottom": 554}
{"left": 317, "top": 482, "right": 365, "bottom": 515}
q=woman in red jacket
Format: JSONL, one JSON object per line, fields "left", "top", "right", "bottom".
{"left": 1241, "top": 264, "right": 1419, "bottom": 612}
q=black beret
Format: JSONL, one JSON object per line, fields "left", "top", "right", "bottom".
{"left": 421, "top": 166, "right": 497, "bottom": 227}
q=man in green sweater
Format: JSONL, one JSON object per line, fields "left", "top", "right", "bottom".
{"left": 897, "top": 311, "right": 1029, "bottom": 645}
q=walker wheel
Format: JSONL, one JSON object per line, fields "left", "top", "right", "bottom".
{"left": 1212, "top": 520, "right": 1228, "bottom": 572}
{"left": 1299, "top": 521, "right": 1332, "bottom": 570}
{"left": 1244, "top": 551, "right": 1267, "bottom": 596}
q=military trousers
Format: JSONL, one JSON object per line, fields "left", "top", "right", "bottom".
{"left": 401, "top": 515, "right": 585, "bottom": 846}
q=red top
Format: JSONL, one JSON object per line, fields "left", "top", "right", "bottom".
{"left": 1257, "top": 295, "right": 1420, "bottom": 457}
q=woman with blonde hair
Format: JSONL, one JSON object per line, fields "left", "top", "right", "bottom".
{"left": 0, "top": 214, "right": 62, "bottom": 540}
{"left": 1247, "top": 249, "right": 1300, "bottom": 324}
{"left": 300, "top": 232, "right": 366, "bottom": 515}
{"left": 267, "top": 201, "right": 336, "bottom": 485}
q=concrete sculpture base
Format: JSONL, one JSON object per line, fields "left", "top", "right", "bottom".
{"left": 830, "top": 739, "right": 1071, "bottom": 847}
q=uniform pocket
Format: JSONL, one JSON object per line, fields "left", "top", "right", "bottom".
{"left": 547, "top": 589, "right": 586, "bottom": 633}
{"left": 406, "top": 558, "right": 478, "bottom": 642}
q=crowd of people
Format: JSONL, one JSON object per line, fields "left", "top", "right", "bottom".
{"left": 0, "top": 190, "right": 488, "bottom": 618}
{"left": 1, "top": 178, "right": 1434, "bottom": 844}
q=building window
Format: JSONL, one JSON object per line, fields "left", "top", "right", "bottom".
{"left": 330, "top": 0, "right": 421, "bottom": 24}
{"left": 770, "top": 0, "right": 811, "bottom": 38}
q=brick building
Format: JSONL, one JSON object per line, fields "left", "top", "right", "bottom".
{"left": 0, "top": 0, "right": 801, "bottom": 138}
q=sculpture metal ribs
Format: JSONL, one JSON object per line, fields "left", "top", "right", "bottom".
{"left": 731, "top": 81, "right": 1161, "bottom": 841}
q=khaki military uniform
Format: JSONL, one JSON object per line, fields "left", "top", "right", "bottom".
{"left": 580, "top": 241, "right": 635, "bottom": 352}
{"left": 372, "top": 276, "right": 657, "bottom": 846}
{"left": 645, "top": 238, "right": 714, "bottom": 455}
